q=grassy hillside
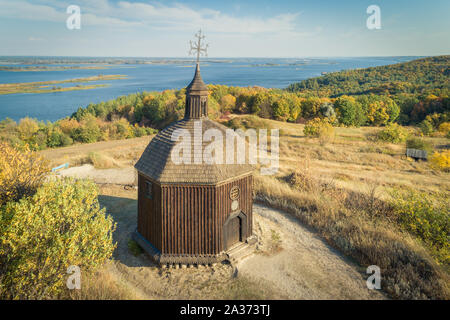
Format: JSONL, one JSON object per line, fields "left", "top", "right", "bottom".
{"left": 228, "top": 116, "right": 449, "bottom": 299}
{"left": 39, "top": 116, "right": 450, "bottom": 300}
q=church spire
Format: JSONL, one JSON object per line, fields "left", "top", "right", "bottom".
{"left": 185, "top": 30, "right": 209, "bottom": 119}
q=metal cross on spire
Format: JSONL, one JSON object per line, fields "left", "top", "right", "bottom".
{"left": 189, "top": 29, "right": 209, "bottom": 63}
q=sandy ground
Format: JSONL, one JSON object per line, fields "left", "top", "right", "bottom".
{"left": 60, "top": 164, "right": 136, "bottom": 185}
{"left": 239, "top": 205, "right": 385, "bottom": 299}
{"left": 62, "top": 165, "right": 386, "bottom": 300}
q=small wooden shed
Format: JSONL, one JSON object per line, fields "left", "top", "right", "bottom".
{"left": 133, "top": 64, "right": 256, "bottom": 265}
{"left": 406, "top": 148, "right": 428, "bottom": 160}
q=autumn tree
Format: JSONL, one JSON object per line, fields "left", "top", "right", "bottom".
{"left": 334, "top": 95, "right": 366, "bottom": 127}
{"left": 16, "top": 117, "right": 39, "bottom": 141}
{"left": 220, "top": 94, "right": 236, "bottom": 112}
{"left": 272, "top": 97, "right": 290, "bottom": 121}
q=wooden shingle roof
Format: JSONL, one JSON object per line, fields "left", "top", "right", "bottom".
{"left": 186, "top": 64, "right": 208, "bottom": 92}
{"left": 135, "top": 119, "right": 254, "bottom": 184}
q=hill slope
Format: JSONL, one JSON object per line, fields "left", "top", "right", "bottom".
{"left": 287, "top": 56, "right": 450, "bottom": 97}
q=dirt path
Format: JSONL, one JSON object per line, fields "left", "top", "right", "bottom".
{"left": 64, "top": 166, "right": 386, "bottom": 300}
{"left": 240, "top": 204, "right": 385, "bottom": 300}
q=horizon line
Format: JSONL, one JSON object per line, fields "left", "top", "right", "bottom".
{"left": 0, "top": 55, "right": 436, "bottom": 59}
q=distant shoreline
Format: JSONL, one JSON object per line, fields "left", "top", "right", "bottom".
{"left": 0, "top": 56, "right": 422, "bottom": 122}
{"left": 0, "top": 74, "right": 127, "bottom": 95}
{"left": 0, "top": 56, "right": 422, "bottom": 66}
{"left": 0, "top": 65, "right": 109, "bottom": 72}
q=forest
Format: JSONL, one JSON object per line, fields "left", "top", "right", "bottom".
{"left": 0, "top": 56, "right": 449, "bottom": 150}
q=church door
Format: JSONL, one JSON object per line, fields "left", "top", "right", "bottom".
{"left": 225, "top": 216, "right": 241, "bottom": 249}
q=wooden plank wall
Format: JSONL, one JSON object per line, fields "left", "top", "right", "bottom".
{"left": 137, "top": 174, "right": 162, "bottom": 251}
{"left": 138, "top": 174, "right": 253, "bottom": 255}
{"left": 161, "top": 184, "right": 216, "bottom": 254}
{"left": 215, "top": 175, "right": 253, "bottom": 252}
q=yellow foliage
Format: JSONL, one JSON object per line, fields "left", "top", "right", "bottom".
{"left": 0, "top": 178, "right": 116, "bottom": 299}
{"left": 376, "top": 123, "right": 409, "bottom": 143}
{"left": 0, "top": 142, "right": 49, "bottom": 206}
{"left": 438, "top": 122, "right": 450, "bottom": 135}
{"left": 143, "top": 94, "right": 155, "bottom": 104}
{"left": 425, "top": 94, "right": 439, "bottom": 102}
{"left": 16, "top": 117, "right": 39, "bottom": 141}
{"left": 220, "top": 94, "right": 236, "bottom": 112}
{"left": 367, "top": 101, "right": 389, "bottom": 125}
{"left": 58, "top": 118, "right": 80, "bottom": 135}
{"left": 430, "top": 150, "right": 450, "bottom": 172}
{"left": 303, "top": 118, "right": 335, "bottom": 144}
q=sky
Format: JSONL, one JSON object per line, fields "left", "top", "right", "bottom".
{"left": 0, "top": 0, "right": 449, "bottom": 57}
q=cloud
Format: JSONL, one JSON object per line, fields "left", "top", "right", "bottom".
{"left": 82, "top": 13, "right": 143, "bottom": 27}
{"left": 112, "top": 2, "right": 301, "bottom": 34}
{"left": 0, "top": 0, "right": 65, "bottom": 22}
{"left": 28, "top": 37, "right": 46, "bottom": 42}
{"left": 0, "top": 0, "right": 303, "bottom": 35}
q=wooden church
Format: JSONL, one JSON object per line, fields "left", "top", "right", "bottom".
{"left": 133, "top": 34, "right": 256, "bottom": 266}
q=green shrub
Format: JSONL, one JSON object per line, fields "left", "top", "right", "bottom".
{"left": 130, "top": 125, "right": 157, "bottom": 139}
{"left": 376, "top": 123, "right": 409, "bottom": 143}
{"left": 47, "top": 129, "right": 65, "bottom": 148}
{"left": 0, "top": 178, "right": 116, "bottom": 299}
{"left": 420, "top": 120, "right": 434, "bottom": 136}
{"left": 133, "top": 125, "right": 148, "bottom": 137}
{"left": 30, "top": 131, "right": 48, "bottom": 150}
{"left": 61, "top": 133, "right": 73, "bottom": 146}
{"left": 390, "top": 189, "right": 449, "bottom": 264}
{"left": 72, "top": 116, "right": 101, "bottom": 143}
{"left": 113, "top": 119, "right": 132, "bottom": 139}
{"left": 406, "top": 137, "right": 433, "bottom": 154}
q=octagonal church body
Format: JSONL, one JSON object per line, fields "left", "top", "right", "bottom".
{"left": 133, "top": 63, "right": 256, "bottom": 265}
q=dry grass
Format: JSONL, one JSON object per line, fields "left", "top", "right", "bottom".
{"left": 40, "top": 135, "right": 152, "bottom": 169}
{"left": 237, "top": 115, "right": 450, "bottom": 299}
{"left": 69, "top": 266, "right": 141, "bottom": 300}
{"left": 219, "top": 277, "right": 281, "bottom": 300}
{"left": 87, "top": 152, "right": 121, "bottom": 169}
{"left": 254, "top": 171, "right": 449, "bottom": 300}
